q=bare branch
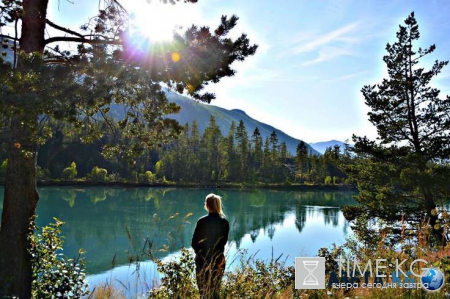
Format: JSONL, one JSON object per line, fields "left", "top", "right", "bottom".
{"left": 46, "top": 19, "right": 84, "bottom": 39}
{"left": 0, "top": 34, "right": 19, "bottom": 41}
{"left": 44, "top": 36, "right": 122, "bottom": 46}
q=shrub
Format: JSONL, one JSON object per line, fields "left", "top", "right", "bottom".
{"left": 62, "top": 162, "right": 77, "bottom": 180}
{"left": 107, "top": 172, "right": 121, "bottom": 182}
{"left": 138, "top": 170, "right": 155, "bottom": 184}
{"left": 155, "top": 161, "right": 163, "bottom": 178}
{"left": 37, "top": 165, "right": 50, "bottom": 180}
{"left": 148, "top": 248, "right": 198, "bottom": 299}
{"left": 0, "top": 159, "right": 7, "bottom": 179}
{"left": 222, "top": 257, "right": 297, "bottom": 299}
{"left": 30, "top": 218, "right": 89, "bottom": 298}
{"left": 90, "top": 166, "right": 108, "bottom": 182}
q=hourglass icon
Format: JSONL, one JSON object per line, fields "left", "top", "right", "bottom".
{"left": 303, "top": 260, "right": 319, "bottom": 285}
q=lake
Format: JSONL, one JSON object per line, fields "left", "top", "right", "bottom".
{"left": 0, "top": 186, "right": 356, "bottom": 297}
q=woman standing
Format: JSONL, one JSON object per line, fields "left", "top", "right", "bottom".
{"left": 191, "top": 193, "right": 229, "bottom": 299}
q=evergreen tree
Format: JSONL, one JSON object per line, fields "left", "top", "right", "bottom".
{"left": 224, "top": 121, "right": 237, "bottom": 181}
{"left": 296, "top": 141, "right": 308, "bottom": 180}
{"left": 189, "top": 121, "right": 201, "bottom": 181}
{"left": 269, "top": 131, "right": 279, "bottom": 157}
{"left": 279, "top": 141, "right": 288, "bottom": 164}
{"left": 251, "top": 127, "right": 263, "bottom": 179}
{"left": 202, "top": 116, "right": 222, "bottom": 181}
{"left": 262, "top": 137, "right": 271, "bottom": 181}
{"left": 343, "top": 12, "right": 450, "bottom": 246}
{"left": 235, "top": 120, "right": 249, "bottom": 181}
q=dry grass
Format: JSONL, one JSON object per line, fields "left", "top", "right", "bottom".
{"left": 90, "top": 285, "right": 126, "bottom": 299}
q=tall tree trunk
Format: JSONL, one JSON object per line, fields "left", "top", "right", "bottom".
{"left": 0, "top": 0, "right": 48, "bottom": 297}
{"left": 0, "top": 118, "right": 39, "bottom": 298}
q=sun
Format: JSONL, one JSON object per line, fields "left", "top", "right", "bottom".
{"left": 127, "top": 2, "right": 199, "bottom": 42}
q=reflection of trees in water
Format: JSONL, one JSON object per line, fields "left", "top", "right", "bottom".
{"left": 250, "top": 230, "right": 259, "bottom": 242}
{"left": 291, "top": 191, "right": 356, "bottom": 206}
{"left": 295, "top": 207, "right": 307, "bottom": 233}
{"left": 322, "top": 208, "right": 340, "bottom": 227}
{"left": 343, "top": 220, "right": 349, "bottom": 235}
{"left": 266, "top": 224, "right": 275, "bottom": 240}
{"left": 32, "top": 187, "right": 356, "bottom": 274}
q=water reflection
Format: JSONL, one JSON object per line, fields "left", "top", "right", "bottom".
{"left": 0, "top": 187, "right": 356, "bottom": 276}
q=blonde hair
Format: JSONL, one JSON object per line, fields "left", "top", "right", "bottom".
{"left": 205, "top": 193, "right": 225, "bottom": 218}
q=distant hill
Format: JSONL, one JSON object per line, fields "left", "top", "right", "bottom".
{"left": 165, "top": 92, "right": 320, "bottom": 155}
{"left": 309, "top": 140, "right": 348, "bottom": 154}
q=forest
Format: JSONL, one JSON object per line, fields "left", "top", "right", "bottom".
{"left": 0, "top": 117, "right": 351, "bottom": 186}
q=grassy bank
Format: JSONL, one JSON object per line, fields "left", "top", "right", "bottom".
{"left": 89, "top": 243, "right": 450, "bottom": 299}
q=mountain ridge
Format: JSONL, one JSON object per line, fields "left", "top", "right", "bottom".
{"left": 166, "top": 92, "right": 320, "bottom": 155}
{"left": 309, "top": 140, "right": 349, "bottom": 155}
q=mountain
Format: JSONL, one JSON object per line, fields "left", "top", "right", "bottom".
{"left": 309, "top": 140, "right": 348, "bottom": 155}
{"left": 165, "top": 92, "right": 320, "bottom": 155}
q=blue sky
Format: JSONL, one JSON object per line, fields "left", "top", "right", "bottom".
{"left": 9, "top": 0, "right": 450, "bottom": 143}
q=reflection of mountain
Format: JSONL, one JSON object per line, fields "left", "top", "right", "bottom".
{"left": 0, "top": 187, "right": 357, "bottom": 274}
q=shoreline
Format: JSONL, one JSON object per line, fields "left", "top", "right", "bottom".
{"left": 13, "top": 180, "right": 357, "bottom": 191}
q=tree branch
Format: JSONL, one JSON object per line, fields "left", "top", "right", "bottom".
{"left": 46, "top": 19, "right": 84, "bottom": 39}
{"left": 0, "top": 34, "right": 19, "bottom": 41}
{"left": 44, "top": 36, "right": 122, "bottom": 46}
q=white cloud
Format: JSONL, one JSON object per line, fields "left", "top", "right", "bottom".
{"left": 291, "top": 22, "right": 360, "bottom": 54}
{"left": 324, "top": 70, "right": 370, "bottom": 83}
{"left": 301, "top": 46, "right": 356, "bottom": 66}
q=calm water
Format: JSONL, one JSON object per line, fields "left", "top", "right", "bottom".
{"left": 0, "top": 186, "right": 356, "bottom": 296}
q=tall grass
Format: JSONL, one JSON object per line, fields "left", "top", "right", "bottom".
{"left": 89, "top": 211, "right": 450, "bottom": 298}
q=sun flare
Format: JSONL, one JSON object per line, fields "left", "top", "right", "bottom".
{"left": 127, "top": 2, "right": 199, "bottom": 42}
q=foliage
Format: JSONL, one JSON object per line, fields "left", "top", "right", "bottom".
{"left": 148, "top": 248, "right": 198, "bottom": 299}
{"left": 334, "top": 225, "right": 450, "bottom": 298}
{"left": 36, "top": 165, "right": 50, "bottom": 180}
{"left": 14, "top": 117, "right": 355, "bottom": 185}
{"left": 0, "top": 159, "right": 6, "bottom": 179}
{"left": 138, "top": 170, "right": 156, "bottom": 183}
{"left": 30, "top": 218, "right": 89, "bottom": 298}
{"left": 62, "top": 162, "right": 77, "bottom": 180}
{"left": 155, "top": 160, "right": 163, "bottom": 178}
{"left": 157, "top": 119, "right": 350, "bottom": 185}
{"left": 148, "top": 248, "right": 301, "bottom": 299}
{"left": 344, "top": 12, "right": 450, "bottom": 246}
{"left": 317, "top": 245, "right": 343, "bottom": 274}
{"left": 90, "top": 166, "right": 108, "bottom": 182}
{"left": 222, "top": 257, "right": 296, "bottom": 299}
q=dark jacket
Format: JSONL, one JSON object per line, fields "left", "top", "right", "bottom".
{"left": 191, "top": 213, "right": 229, "bottom": 263}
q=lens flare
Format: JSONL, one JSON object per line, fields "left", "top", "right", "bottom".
{"left": 171, "top": 52, "right": 180, "bottom": 62}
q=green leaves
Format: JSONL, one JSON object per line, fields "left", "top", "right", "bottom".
{"left": 30, "top": 218, "right": 89, "bottom": 298}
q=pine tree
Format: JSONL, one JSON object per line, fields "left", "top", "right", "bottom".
{"left": 225, "top": 121, "right": 237, "bottom": 180}
{"left": 251, "top": 127, "right": 263, "bottom": 179}
{"left": 202, "top": 116, "right": 222, "bottom": 181}
{"left": 235, "top": 120, "right": 249, "bottom": 181}
{"left": 296, "top": 141, "right": 308, "bottom": 180}
{"left": 344, "top": 12, "right": 450, "bottom": 246}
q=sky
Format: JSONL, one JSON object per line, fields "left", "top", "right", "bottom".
{"left": 5, "top": 0, "right": 450, "bottom": 143}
